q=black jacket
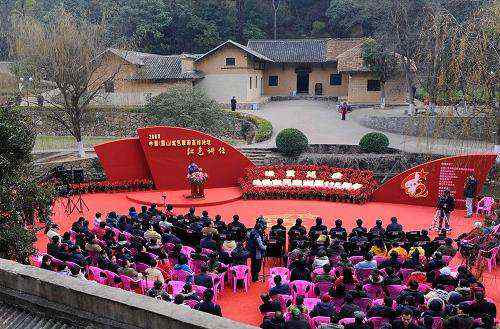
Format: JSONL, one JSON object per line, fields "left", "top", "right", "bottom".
{"left": 195, "top": 301, "right": 222, "bottom": 316}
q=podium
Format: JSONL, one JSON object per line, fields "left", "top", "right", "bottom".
{"left": 190, "top": 182, "right": 205, "bottom": 198}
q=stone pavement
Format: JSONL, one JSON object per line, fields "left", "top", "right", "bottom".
{"left": 241, "top": 100, "right": 495, "bottom": 155}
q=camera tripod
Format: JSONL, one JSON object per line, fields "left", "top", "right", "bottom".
{"left": 65, "top": 193, "right": 89, "bottom": 214}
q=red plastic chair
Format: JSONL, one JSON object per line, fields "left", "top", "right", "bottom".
{"left": 479, "top": 246, "right": 499, "bottom": 272}
{"left": 168, "top": 280, "right": 186, "bottom": 296}
{"left": 477, "top": 197, "right": 495, "bottom": 216}
{"left": 303, "top": 297, "right": 320, "bottom": 312}
{"left": 309, "top": 316, "right": 330, "bottom": 329}
{"left": 363, "top": 284, "right": 384, "bottom": 299}
{"left": 270, "top": 267, "right": 291, "bottom": 281}
{"left": 290, "top": 280, "right": 314, "bottom": 299}
{"left": 386, "top": 284, "right": 406, "bottom": 299}
{"left": 230, "top": 265, "right": 250, "bottom": 292}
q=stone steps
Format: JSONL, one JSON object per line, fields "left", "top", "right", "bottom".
{"left": 238, "top": 148, "right": 277, "bottom": 165}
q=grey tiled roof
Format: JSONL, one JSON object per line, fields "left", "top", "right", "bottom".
{"left": 247, "top": 39, "right": 330, "bottom": 63}
{"left": 108, "top": 49, "right": 203, "bottom": 80}
{"left": 195, "top": 40, "right": 274, "bottom": 63}
{"left": 0, "top": 302, "right": 77, "bottom": 329}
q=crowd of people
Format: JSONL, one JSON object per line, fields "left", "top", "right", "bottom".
{"left": 38, "top": 203, "right": 498, "bottom": 329}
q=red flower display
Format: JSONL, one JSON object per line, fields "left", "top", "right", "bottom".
{"left": 239, "top": 165, "right": 379, "bottom": 204}
{"left": 70, "top": 179, "right": 154, "bottom": 194}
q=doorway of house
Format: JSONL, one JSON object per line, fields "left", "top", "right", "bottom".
{"left": 315, "top": 83, "right": 323, "bottom": 96}
{"left": 296, "top": 73, "right": 310, "bottom": 94}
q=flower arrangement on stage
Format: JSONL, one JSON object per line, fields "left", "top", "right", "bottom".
{"left": 70, "top": 179, "right": 154, "bottom": 194}
{"left": 239, "top": 165, "right": 379, "bottom": 204}
{"left": 187, "top": 171, "right": 209, "bottom": 185}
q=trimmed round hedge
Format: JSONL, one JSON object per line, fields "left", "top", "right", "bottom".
{"left": 276, "top": 128, "right": 309, "bottom": 156}
{"left": 359, "top": 132, "right": 390, "bottom": 153}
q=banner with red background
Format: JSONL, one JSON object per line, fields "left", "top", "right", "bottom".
{"left": 372, "top": 154, "right": 497, "bottom": 209}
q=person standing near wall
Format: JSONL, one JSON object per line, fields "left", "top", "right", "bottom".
{"left": 464, "top": 174, "right": 478, "bottom": 218}
{"left": 230, "top": 96, "right": 237, "bottom": 111}
{"left": 340, "top": 102, "right": 348, "bottom": 120}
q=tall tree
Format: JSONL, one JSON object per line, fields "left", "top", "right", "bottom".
{"left": 11, "top": 10, "right": 121, "bottom": 157}
{"left": 235, "top": 0, "right": 246, "bottom": 43}
{"left": 0, "top": 106, "right": 55, "bottom": 262}
{"left": 271, "top": 0, "right": 281, "bottom": 39}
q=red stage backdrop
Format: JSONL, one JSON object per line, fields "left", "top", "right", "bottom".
{"left": 94, "top": 126, "right": 255, "bottom": 190}
{"left": 373, "top": 154, "right": 497, "bottom": 209}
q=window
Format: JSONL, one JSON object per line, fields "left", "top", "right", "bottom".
{"left": 268, "top": 75, "right": 279, "bottom": 86}
{"left": 104, "top": 80, "right": 115, "bottom": 93}
{"left": 367, "top": 79, "right": 381, "bottom": 91}
{"left": 225, "top": 57, "right": 236, "bottom": 66}
{"left": 249, "top": 77, "right": 252, "bottom": 89}
{"left": 330, "top": 74, "right": 342, "bottom": 86}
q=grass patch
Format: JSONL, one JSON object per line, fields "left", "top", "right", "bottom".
{"left": 224, "top": 110, "right": 273, "bottom": 143}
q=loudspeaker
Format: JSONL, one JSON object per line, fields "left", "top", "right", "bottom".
{"left": 73, "top": 169, "right": 84, "bottom": 184}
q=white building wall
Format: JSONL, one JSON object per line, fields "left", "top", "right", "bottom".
{"left": 196, "top": 74, "right": 249, "bottom": 104}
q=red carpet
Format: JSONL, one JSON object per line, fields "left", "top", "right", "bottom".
{"left": 42, "top": 191, "right": 499, "bottom": 327}
{"left": 125, "top": 187, "right": 243, "bottom": 207}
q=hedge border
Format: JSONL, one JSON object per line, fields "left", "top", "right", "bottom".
{"left": 224, "top": 110, "right": 274, "bottom": 143}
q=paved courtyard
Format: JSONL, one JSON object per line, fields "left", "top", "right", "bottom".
{"left": 242, "top": 100, "right": 495, "bottom": 155}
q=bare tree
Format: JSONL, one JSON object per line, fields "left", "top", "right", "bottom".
{"left": 271, "top": 0, "right": 281, "bottom": 40}
{"left": 11, "top": 10, "right": 122, "bottom": 157}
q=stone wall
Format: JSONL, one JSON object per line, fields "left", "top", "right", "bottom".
{"left": 23, "top": 107, "right": 247, "bottom": 141}
{"left": 355, "top": 114, "right": 496, "bottom": 142}
{"left": 0, "top": 259, "right": 257, "bottom": 329}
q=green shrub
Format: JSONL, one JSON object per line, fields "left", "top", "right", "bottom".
{"left": 276, "top": 128, "right": 309, "bottom": 156}
{"left": 223, "top": 110, "right": 273, "bottom": 143}
{"left": 359, "top": 132, "right": 390, "bottom": 153}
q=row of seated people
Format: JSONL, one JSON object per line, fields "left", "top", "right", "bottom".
{"left": 257, "top": 220, "right": 497, "bottom": 329}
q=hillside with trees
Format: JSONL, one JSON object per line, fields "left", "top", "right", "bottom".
{"left": 0, "top": 0, "right": 493, "bottom": 59}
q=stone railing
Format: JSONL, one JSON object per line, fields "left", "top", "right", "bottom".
{"left": 355, "top": 114, "right": 496, "bottom": 142}
{"left": 0, "top": 259, "right": 257, "bottom": 329}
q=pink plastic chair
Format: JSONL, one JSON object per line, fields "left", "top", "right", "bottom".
{"left": 399, "top": 268, "right": 414, "bottom": 283}
{"left": 172, "top": 269, "right": 191, "bottom": 282}
{"left": 386, "top": 284, "right": 406, "bottom": 299}
{"left": 193, "top": 284, "right": 207, "bottom": 298}
{"left": 363, "top": 284, "right": 384, "bottom": 299}
{"left": 374, "top": 255, "right": 387, "bottom": 265}
{"left": 65, "top": 261, "right": 79, "bottom": 270}
{"left": 164, "top": 243, "right": 175, "bottom": 252}
{"left": 181, "top": 245, "right": 195, "bottom": 257}
{"left": 191, "top": 260, "right": 205, "bottom": 275}
{"left": 88, "top": 266, "right": 107, "bottom": 284}
{"left": 112, "top": 228, "right": 122, "bottom": 240}
{"left": 168, "top": 280, "right": 186, "bottom": 296}
{"left": 303, "top": 297, "right": 320, "bottom": 312}
{"left": 290, "top": 280, "right": 314, "bottom": 299}
{"left": 418, "top": 283, "right": 432, "bottom": 293}
{"left": 123, "top": 231, "right": 133, "bottom": 242}
{"left": 31, "top": 254, "right": 43, "bottom": 267}
{"left": 339, "top": 318, "right": 355, "bottom": 325}
{"left": 230, "top": 265, "right": 250, "bottom": 292}
{"left": 368, "top": 317, "right": 390, "bottom": 329}
{"left": 103, "top": 270, "right": 118, "bottom": 286}
{"left": 278, "top": 294, "right": 293, "bottom": 311}
{"left": 479, "top": 246, "right": 499, "bottom": 272}
{"left": 309, "top": 316, "right": 330, "bottom": 329}
{"left": 372, "top": 298, "right": 396, "bottom": 308}
{"left": 119, "top": 274, "right": 140, "bottom": 291}
{"left": 314, "top": 282, "right": 333, "bottom": 296}
{"left": 140, "top": 279, "right": 157, "bottom": 294}
{"left": 270, "top": 267, "right": 291, "bottom": 281}
{"left": 184, "top": 299, "right": 198, "bottom": 308}
{"left": 477, "top": 197, "right": 495, "bottom": 216}
{"left": 354, "top": 297, "right": 372, "bottom": 313}
{"left": 442, "top": 256, "right": 452, "bottom": 265}
{"left": 355, "top": 268, "right": 373, "bottom": 282}
{"left": 349, "top": 256, "right": 364, "bottom": 265}
{"left": 134, "top": 262, "right": 149, "bottom": 273}
{"left": 430, "top": 317, "right": 444, "bottom": 329}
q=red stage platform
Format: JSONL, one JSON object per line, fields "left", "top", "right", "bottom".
{"left": 125, "top": 187, "right": 243, "bottom": 207}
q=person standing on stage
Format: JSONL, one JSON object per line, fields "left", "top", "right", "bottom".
{"left": 464, "top": 173, "right": 478, "bottom": 218}
{"left": 436, "top": 189, "right": 455, "bottom": 231}
{"left": 248, "top": 222, "right": 267, "bottom": 282}
{"left": 187, "top": 162, "right": 199, "bottom": 174}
